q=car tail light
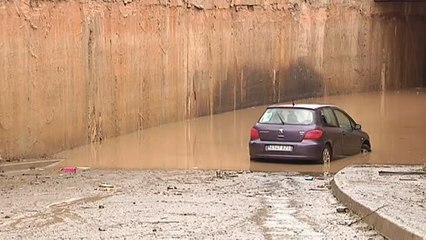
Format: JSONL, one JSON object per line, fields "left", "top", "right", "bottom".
{"left": 250, "top": 127, "right": 260, "bottom": 140}
{"left": 304, "top": 129, "right": 324, "bottom": 140}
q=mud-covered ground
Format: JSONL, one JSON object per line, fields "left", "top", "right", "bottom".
{"left": 0, "top": 169, "right": 383, "bottom": 239}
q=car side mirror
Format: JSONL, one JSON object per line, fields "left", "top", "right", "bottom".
{"left": 354, "top": 124, "right": 361, "bottom": 130}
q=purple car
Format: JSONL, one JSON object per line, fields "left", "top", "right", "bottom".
{"left": 249, "top": 104, "right": 371, "bottom": 163}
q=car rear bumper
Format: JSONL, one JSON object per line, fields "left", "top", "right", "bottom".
{"left": 249, "top": 139, "right": 324, "bottom": 161}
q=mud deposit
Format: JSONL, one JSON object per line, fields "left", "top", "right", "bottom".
{"left": 0, "top": 169, "right": 382, "bottom": 239}
{"left": 56, "top": 89, "right": 426, "bottom": 173}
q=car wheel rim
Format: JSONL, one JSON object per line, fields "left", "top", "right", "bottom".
{"left": 323, "top": 148, "right": 331, "bottom": 163}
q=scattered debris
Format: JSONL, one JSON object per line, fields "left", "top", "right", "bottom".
{"left": 215, "top": 171, "right": 239, "bottom": 179}
{"left": 4, "top": 215, "right": 11, "bottom": 219}
{"left": 61, "top": 167, "right": 77, "bottom": 174}
{"left": 378, "top": 171, "right": 426, "bottom": 176}
{"left": 78, "top": 167, "right": 91, "bottom": 171}
{"left": 216, "top": 170, "right": 225, "bottom": 178}
{"left": 304, "top": 176, "right": 314, "bottom": 181}
{"left": 336, "top": 207, "right": 348, "bottom": 213}
{"left": 0, "top": 169, "right": 388, "bottom": 238}
{"left": 399, "top": 178, "right": 417, "bottom": 181}
{"left": 348, "top": 205, "right": 387, "bottom": 227}
{"left": 99, "top": 183, "right": 114, "bottom": 191}
{"left": 309, "top": 188, "right": 327, "bottom": 191}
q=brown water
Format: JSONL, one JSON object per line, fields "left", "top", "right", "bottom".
{"left": 57, "top": 89, "right": 426, "bottom": 173}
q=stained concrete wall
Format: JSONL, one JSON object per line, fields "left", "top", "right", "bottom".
{"left": 1, "top": 0, "right": 425, "bottom": 159}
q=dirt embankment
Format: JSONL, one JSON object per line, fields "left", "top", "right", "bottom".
{"left": 1, "top": 0, "right": 426, "bottom": 159}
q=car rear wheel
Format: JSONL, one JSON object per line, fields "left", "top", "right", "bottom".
{"left": 361, "top": 143, "right": 371, "bottom": 154}
{"left": 321, "top": 145, "right": 332, "bottom": 164}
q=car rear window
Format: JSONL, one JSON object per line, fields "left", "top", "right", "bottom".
{"left": 259, "top": 108, "right": 314, "bottom": 125}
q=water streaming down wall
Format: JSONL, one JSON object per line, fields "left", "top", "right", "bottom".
{"left": 0, "top": 0, "right": 425, "bottom": 159}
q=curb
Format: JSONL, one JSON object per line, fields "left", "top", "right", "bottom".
{"left": 0, "top": 159, "right": 62, "bottom": 172}
{"left": 331, "top": 172, "right": 423, "bottom": 240}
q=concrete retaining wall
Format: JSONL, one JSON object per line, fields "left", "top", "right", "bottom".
{"left": 1, "top": 0, "right": 426, "bottom": 159}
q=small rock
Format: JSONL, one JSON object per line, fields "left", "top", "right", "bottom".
{"left": 152, "top": 228, "right": 157, "bottom": 232}
{"left": 98, "top": 227, "right": 106, "bottom": 231}
{"left": 304, "top": 176, "right": 314, "bottom": 181}
{"left": 99, "top": 205, "right": 105, "bottom": 209}
{"left": 336, "top": 207, "right": 348, "bottom": 213}
{"left": 4, "top": 215, "right": 11, "bottom": 219}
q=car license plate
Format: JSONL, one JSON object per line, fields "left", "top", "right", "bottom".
{"left": 265, "top": 145, "right": 293, "bottom": 152}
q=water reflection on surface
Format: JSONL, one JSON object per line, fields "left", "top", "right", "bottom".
{"left": 57, "top": 89, "right": 426, "bottom": 173}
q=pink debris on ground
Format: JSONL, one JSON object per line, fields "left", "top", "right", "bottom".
{"left": 61, "top": 167, "right": 77, "bottom": 173}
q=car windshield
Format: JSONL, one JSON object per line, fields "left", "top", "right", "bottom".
{"left": 258, "top": 108, "right": 314, "bottom": 125}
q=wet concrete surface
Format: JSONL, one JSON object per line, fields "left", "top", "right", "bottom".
{"left": 56, "top": 89, "right": 426, "bottom": 173}
{"left": 332, "top": 165, "right": 426, "bottom": 239}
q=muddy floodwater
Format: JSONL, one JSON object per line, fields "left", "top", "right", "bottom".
{"left": 57, "top": 89, "right": 426, "bottom": 173}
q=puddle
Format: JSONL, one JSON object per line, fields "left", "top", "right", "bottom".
{"left": 56, "top": 89, "right": 426, "bottom": 173}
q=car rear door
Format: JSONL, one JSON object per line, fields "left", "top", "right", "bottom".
{"left": 333, "top": 108, "right": 361, "bottom": 155}
{"left": 319, "top": 107, "right": 343, "bottom": 156}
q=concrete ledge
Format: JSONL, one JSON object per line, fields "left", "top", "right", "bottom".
{"left": 0, "top": 159, "right": 61, "bottom": 172}
{"left": 332, "top": 165, "right": 425, "bottom": 240}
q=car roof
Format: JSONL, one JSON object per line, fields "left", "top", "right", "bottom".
{"left": 267, "top": 103, "right": 337, "bottom": 110}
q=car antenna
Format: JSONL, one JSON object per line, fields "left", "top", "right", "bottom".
{"left": 292, "top": 100, "right": 295, "bottom": 107}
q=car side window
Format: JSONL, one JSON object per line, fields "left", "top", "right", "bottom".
{"left": 334, "top": 110, "right": 353, "bottom": 130}
{"left": 320, "top": 108, "right": 338, "bottom": 127}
